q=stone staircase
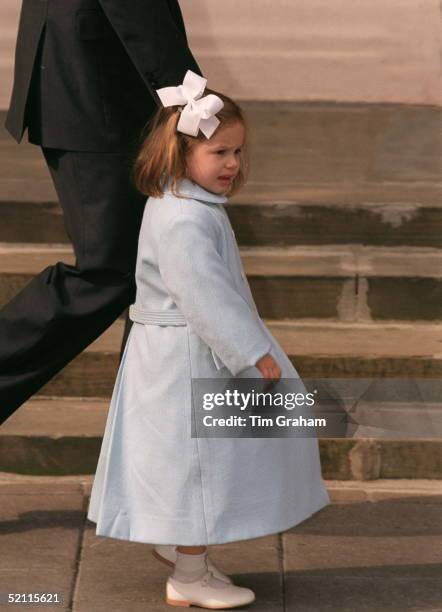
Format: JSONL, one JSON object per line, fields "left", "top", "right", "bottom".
{"left": 0, "top": 103, "right": 441, "bottom": 478}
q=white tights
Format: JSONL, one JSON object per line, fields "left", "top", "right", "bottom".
{"left": 172, "top": 550, "right": 209, "bottom": 583}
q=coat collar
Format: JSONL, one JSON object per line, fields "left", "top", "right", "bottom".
{"left": 165, "top": 178, "right": 228, "bottom": 205}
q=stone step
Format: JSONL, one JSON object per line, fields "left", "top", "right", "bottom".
{"left": 33, "top": 319, "right": 442, "bottom": 399}
{"left": 1, "top": 183, "right": 441, "bottom": 248}
{"left": 1, "top": 397, "right": 441, "bottom": 478}
{"left": 1, "top": 104, "right": 441, "bottom": 248}
{"left": 242, "top": 245, "right": 442, "bottom": 321}
{"left": 2, "top": 104, "right": 441, "bottom": 183}
{"left": 231, "top": 183, "right": 442, "bottom": 248}
{"left": 1, "top": 244, "right": 441, "bottom": 321}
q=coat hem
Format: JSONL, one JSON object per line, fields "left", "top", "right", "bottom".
{"left": 86, "top": 486, "right": 331, "bottom": 547}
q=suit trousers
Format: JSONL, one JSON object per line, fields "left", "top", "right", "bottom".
{"left": 0, "top": 147, "right": 146, "bottom": 425}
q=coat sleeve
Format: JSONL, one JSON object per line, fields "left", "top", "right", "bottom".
{"left": 98, "top": 0, "right": 202, "bottom": 96}
{"left": 158, "top": 210, "right": 272, "bottom": 376}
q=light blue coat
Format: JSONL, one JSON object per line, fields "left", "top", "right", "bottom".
{"left": 87, "top": 178, "right": 330, "bottom": 545}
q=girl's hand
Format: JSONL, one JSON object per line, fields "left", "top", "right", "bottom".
{"left": 255, "top": 353, "right": 281, "bottom": 390}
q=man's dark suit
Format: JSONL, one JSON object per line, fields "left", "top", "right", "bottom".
{"left": 1, "top": 0, "right": 201, "bottom": 425}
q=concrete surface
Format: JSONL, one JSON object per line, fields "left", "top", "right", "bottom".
{"left": 1, "top": 474, "right": 441, "bottom": 611}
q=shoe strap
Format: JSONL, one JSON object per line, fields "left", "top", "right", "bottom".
{"left": 201, "top": 570, "right": 213, "bottom": 587}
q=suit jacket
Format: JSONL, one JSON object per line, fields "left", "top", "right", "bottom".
{"left": 5, "top": 0, "right": 201, "bottom": 151}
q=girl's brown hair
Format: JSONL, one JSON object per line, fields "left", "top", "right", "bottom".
{"left": 133, "top": 89, "right": 249, "bottom": 198}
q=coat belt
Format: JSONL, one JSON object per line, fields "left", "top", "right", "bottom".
{"left": 129, "top": 304, "right": 187, "bottom": 326}
{"left": 128, "top": 303, "right": 225, "bottom": 370}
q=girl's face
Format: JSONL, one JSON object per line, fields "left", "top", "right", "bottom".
{"left": 185, "top": 121, "right": 244, "bottom": 195}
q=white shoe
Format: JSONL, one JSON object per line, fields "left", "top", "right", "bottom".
{"left": 153, "top": 545, "right": 233, "bottom": 584}
{"left": 166, "top": 570, "right": 255, "bottom": 609}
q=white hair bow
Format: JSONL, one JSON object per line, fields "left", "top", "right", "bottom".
{"left": 156, "top": 70, "right": 224, "bottom": 139}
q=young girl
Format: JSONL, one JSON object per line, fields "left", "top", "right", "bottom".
{"left": 87, "top": 71, "right": 330, "bottom": 609}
